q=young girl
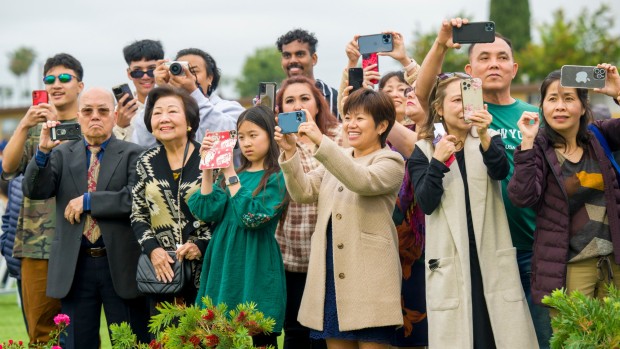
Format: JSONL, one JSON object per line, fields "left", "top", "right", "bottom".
{"left": 187, "top": 106, "right": 287, "bottom": 347}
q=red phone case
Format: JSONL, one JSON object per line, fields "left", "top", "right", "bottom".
{"left": 32, "top": 90, "right": 48, "bottom": 105}
{"left": 362, "top": 53, "right": 379, "bottom": 85}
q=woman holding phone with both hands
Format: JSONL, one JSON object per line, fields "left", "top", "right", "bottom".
{"left": 276, "top": 88, "right": 404, "bottom": 349}
{"left": 508, "top": 64, "right": 620, "bottom": 312}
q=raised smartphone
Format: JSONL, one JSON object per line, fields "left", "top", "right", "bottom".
{"left": 32, "top": 90, "right": 48, "bottom": 105}
{"left": 51, "top": 123, "right": 82, "bottom": 141}
{"left": 258, "top": 82, "right": 277, "bottom": 112}
{"left": 112, "top": 84, "right": 134, "bottom": 107}
{"left": 278, "top": 111, "right": 307, "bottom": 134}
{"left": 362, "top": 53, "right": 379, "bottom": 85}
{"left": 453, "top": 21, "right": 496, "bottom": 44}
{"left": 560, "top": 65, "right": 606, "bottom": 89}
{"left": 358, "top": 33, "right": 393, "bottom": 55}
{"left": 348, "top": 68, "right": 364, "bottom": 92}
{"left": 460, "top": 78, "right": 484, "bottom": 123}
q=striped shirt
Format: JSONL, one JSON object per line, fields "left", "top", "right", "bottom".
{"left": 315, "top": 79, "right": 340, "bottom": 121}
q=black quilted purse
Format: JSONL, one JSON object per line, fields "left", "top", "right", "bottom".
{"left": 136, "top": 141, "right": 194, "bottom": 294}
{"left": 136, "top": 251, "right": 191, "bottom": 294}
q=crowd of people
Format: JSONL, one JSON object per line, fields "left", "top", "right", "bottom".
{"left": 0, "top": 16, "right": 619, "bottom": 349}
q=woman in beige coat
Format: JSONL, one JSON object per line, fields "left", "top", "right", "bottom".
{"left": 276, "top": 89, "right": 404, "bottom": 349}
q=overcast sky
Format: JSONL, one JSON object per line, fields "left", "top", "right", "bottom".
{"left": 0, "top": 0, "right": 618, "bottom": 106}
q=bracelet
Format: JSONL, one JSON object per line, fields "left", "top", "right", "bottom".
{"left": 404, "top": 59, "right": 420, "bottom": 71}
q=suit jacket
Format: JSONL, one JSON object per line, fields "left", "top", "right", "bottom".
{"left": 279, "top": 137, "right": 404, "bottom": 331}
{"left": 23, "top": 136, "right": 144, "bottom": 299}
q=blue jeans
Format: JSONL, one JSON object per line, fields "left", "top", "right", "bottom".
{"left": 517, "top": 250, "right": 552, "bottom": 349}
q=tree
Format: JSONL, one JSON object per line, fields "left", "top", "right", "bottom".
{"left": 7, "top": 46, "right": 36, "bottom": 104}
{"left": 410, "top": 30, "right": 470, "bottom": 74}
{"left": 517, "top": 4, "right": 620, "bottom": 84}
{"left": 235, "top": 47, "right": 286, "bottom": 98}
{"left": 489, "top": 0, "right": 531, "bottom": 52}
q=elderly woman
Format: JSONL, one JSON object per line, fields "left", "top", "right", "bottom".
{"left": 276, "top": 88, "right": 404, "bottom": 349}
{"left": 131, "top": 86, "right": 211, "bottom": 315}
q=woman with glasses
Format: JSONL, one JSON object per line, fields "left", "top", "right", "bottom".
{"left": 409, "top": 18, "right": 537, "bottom": 348}
{"left": 508, "top": 65, "right": 620, "bottom": 314}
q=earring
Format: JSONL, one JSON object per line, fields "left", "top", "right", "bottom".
{"left": 187, "top": 126, "right": 192, "bottom": 132}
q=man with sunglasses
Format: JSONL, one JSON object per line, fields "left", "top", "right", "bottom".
{"left": 132, "top": 48, "right": 242, "bottom": 148}
{"left": 23, "top": 87, "right": 149, "bottom": 349}
{"left": 113, "top": 39, "right": 164, "bottom": 141}
{"left": 1, "top": 53, "right": 83, "bottom": 346}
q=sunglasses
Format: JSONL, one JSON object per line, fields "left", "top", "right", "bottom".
{"left": 43, "top": 73, "right": 79, "bottom": 85}
{"left": 80, "top": 107, "right": 111, "bottom": 117}
{"left": 129, "top": 69, "right": 155, "bottom": 79}
{"left": 434, "top": 72, "right": 472, "bottom": 90}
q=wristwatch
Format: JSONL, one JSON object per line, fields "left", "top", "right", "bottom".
{"left": 225, "top": 175, "right": 239, "bottom": 186}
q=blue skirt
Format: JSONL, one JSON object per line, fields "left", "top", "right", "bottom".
{"left": 309, "top": 218, "right": 396, "bottom": 343}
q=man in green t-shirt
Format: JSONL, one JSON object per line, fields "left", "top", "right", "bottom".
{"left": 465, "top": 34, "right": 552, "bottom": 347}
{"left": 2, "top": 53, "right": 83, "bottom": 346}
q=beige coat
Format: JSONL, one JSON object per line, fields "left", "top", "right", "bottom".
{"left": 280, "top": 137, "right": 404, "bottom": 331}
{"left": 416, "top": 131, "right": 538, "bottom": 349}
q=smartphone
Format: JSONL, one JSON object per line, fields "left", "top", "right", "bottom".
{"left": 32, "top": 90, "right": 48, "bottom": 105}
{"left": 560, "top": 65, "right": 606, "bottom": 89}
{"left": 112, "top": 84, "right": 134, "bottom": 106}
{"left": 358, "top": 33, "right": 393, "bottom": 55}
{"left": 362, "top": 53, "right": 379, "bottom": 85}
{"left": 278, "top": 111, "right": 307, "bottom": 134}
{"left": 460, "top": 78, "right": 484, "bottom": 123}
{"left": 51, "top": 123, "right": 82, "bottom": 141}
{"left": 453, "top": 21, "right": 496, "bottom": 44}
{"left": 348, "top": 68, "right": 364, "bottom": 92}
{"left": 258, "top": 82, "right": 277, "bottom": 112}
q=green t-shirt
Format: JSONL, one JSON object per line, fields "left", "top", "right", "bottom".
{"left": 487, "top": 99, "right": 539, "bottom": 251}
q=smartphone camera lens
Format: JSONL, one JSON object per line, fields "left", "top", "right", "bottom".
{"left": 169, "top": 62, "right": 184, "bottom": 76}
{"left": 485, "top": 23, "right": 494, "bottom": 32}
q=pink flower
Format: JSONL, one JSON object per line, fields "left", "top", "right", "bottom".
{"left": 54, "top": 313, "right": 71, "bottom": 327}
{"left": 52, "top": 346, "right": 62, "bottom": 349}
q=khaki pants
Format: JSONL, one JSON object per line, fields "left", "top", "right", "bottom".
{"left": 21, "top": 258, "right": 62, "bottom": 346}
{"left": 550, "top": 255, "right": 620, "bottom": 318}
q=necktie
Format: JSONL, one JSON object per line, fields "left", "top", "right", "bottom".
{"left": 83, "top": 146, "right": 101, "bottom": 243}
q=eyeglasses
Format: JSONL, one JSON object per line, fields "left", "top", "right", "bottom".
{"left": 403, "top": 87, "right": 414, "bottom": 97}
{"left": 129, "top": 69, "right": 155, "bottom": 79}
{"left": 43, "top": 73, "right": 79, "bottom": 85}
{"left": 80, "top": 107, "right": 111, "bottom": 117}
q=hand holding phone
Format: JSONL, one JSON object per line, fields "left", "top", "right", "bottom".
{"left": 560, "top": 65, "right": 607, "bottom": 89}
{"left": 112, "top": 84, "right": 134, "bottom": 106}
{"left": 32, "top": 90, "right": 48, "bottom": 105}
{"left": 258, "top": 82, "right": 277, "bottom": 112}
{"left": 453, "top": 21, "right": 495, "bottom": 44}
{"left": 460, "top": 78, "right": 483, "bottom": 123}
{"left": 358, "top": 33, "right": 393, "bottom": 55}
{"left": 278, "top": 111, "right": 307, "bottom": 134}
{"left": 348, "top": 68, "right": 364, "bottom": 92}
{"left": 362, "top": 53, "right": 379, "bottom": 85}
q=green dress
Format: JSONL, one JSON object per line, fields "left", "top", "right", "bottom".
{"left": 188, "top": 170, "right": 287, "bottom": 332}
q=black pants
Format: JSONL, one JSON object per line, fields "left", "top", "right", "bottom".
{"left": 283, "top": 271, "right": 327, "bottom": 349}
{"left": 61, "top": 253, "right": 150, "bottom": 349}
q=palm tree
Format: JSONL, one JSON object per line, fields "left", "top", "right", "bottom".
{"left": 8, "top": 47, "right": 36, "bottom": 105}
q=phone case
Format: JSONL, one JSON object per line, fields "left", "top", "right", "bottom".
{"left": 348, "top": 68, "right": 364, "bottom": 92}
{"left": 258, "top": 82, "right": 277, "bottom": 111}
{"left": 453, "top": 21, "right": 495, "bottom": 44}
{"left": 51, "top": 123, "right": 82, "bottom": 141}
{"left": 362, "top": 53, "right": 379, "bottom": 85}
{"left": 32, "top": 90, "right": 48, "bottom": 105}
{"left": 560, "top": 65, "right": 606, "bottom": 89}
{"left": 461, "top": 78, "right": 484, "bottom": 123}
{"left": 279, "top": 111, "right": 306, "bottom": 134}
{"left": 112, "top": 84, "right": 134, "bottom": 106}
{"left": 200, "top": 130, "right": 238, "bottom": 170}
{"left": 358, "top": 33, "right": 393, "bottom": 55}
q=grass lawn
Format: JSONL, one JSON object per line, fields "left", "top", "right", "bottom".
{"left": 0, "top": 290, "right": 283, "bottom": 348}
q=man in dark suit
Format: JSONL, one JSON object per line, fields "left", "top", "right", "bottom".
{"left": 23, "top": 87, "right": 149, "bottom": 348}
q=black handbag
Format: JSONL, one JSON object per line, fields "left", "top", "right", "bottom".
{"left": 136, "top": 251, "right": 191, "bottom": 294}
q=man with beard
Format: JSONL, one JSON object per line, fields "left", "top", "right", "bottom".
{"left": 277, "top": 29, "right": 339, "bottom": 119}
